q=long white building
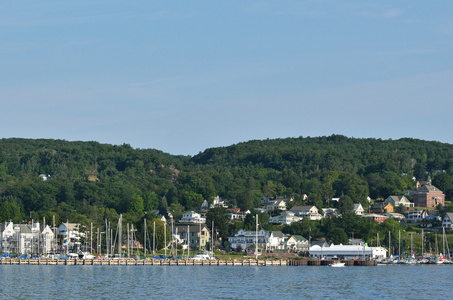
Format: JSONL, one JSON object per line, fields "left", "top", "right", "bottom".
{"left": 309, "top": 244, "right": 387, "bottom": 260}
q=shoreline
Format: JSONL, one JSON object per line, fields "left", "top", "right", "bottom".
{"left": 0, "top": 258, "right": 378, "bottom": 266}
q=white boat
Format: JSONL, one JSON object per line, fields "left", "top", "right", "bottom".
{"left": 329, "top": 261, "right": 345, "bottom": 267}
{"left": 191, "top": 250, "right": 217, "bottom": 261}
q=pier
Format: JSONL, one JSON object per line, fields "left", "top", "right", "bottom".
{"left": 0, "top": 258, "right": 376, "bottom": 266}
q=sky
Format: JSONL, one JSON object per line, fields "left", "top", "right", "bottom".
{"left": 1, "top": 1, "right": 453, "bottom": 156}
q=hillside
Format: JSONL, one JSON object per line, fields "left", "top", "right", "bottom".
{"left": 1, "top": 135, "right": 453, "bottom": 227}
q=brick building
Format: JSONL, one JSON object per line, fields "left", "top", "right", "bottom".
{"left": 412, "top": 185, "right": 445, "bottom": 208}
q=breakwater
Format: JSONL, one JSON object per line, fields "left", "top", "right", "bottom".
{"left": 0, "top": 258, "right": 376, "bottom": 266}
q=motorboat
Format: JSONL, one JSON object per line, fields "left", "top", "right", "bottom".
{"left": 329, "top": 261, "right": 345, "bottom": 267}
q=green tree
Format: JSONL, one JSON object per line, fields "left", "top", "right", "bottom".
{"left": 128, "top": 194, "right": 144, "bottom": 213}
{"left": 206, "top": 207, "right": 230, "bottom": 243}
{"left": 0, "top": 201, "right": 21, "bottom": 223}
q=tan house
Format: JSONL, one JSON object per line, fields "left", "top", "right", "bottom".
{"left": 412, "top": 185, "right": 445, "bottom": 208}
{"left": 175, "top": 225, "right": 210, "bottom": 250}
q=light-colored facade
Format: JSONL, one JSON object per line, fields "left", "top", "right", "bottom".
{"left": 0, "top": 222, "right": 55, "bottom": 255}
{"left": 290, "top": 206, "right": 322, "bottom": 220}
{"left": 228, "top": 229, "right": 269, "bottom": 251}
{"left": 352, "top": 203, "right": 364, "bottom": 215}
{"left": 286, "top": 235, "right": 308, "bottom": 252}
{"left": 269, "top": 211, "right": 301, "bottom": 225}
{"left": 406, "top": 210, "right": 427, "bottom": 222}
{"left": 442, "top": 213, "right": 453, "bottom": 229}
{"left": 179, "top": 211, "right": 206, "bottom": 224}
{"left": 309, "top": 244, "right": 387, "bottom": 260}
{"left": 385, "top": 195, "right": 414, "bottom": 208}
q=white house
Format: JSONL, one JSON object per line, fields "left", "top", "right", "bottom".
{"left": 286, "top": 235, "right": 309, "bottom": 252}
{"left": 210, "top": 196, "right": 228, "bottom": 208}
{"left": 406, "top": 210, "right": 427, "bottom": 222}
{"left": 0, "top": 222, "right": 55, "bottom": 255}
{"left": 352, "top": 203, "right": 364, "bottom": 215}
{"left": 269, "top": 211, "right": 301, "bottom": 225}
{"left": 58, "top": 223, "right": 83, "bottom": 252}
{"left": 179, "top": 211, "right": 206, "bottom": 224}
{"left": 442, "top": 213, "right": 453, "bottom": 229}
{"left": 290, "top": 206, "right": 322, "bottom": 220}
{"left": 228, "top": 229, "right": 269, "bottom": 252}
{"left": 267, "top": 231, "right": 288, "bottom": 251}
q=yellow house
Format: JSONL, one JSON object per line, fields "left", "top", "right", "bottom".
{"left": 384, "top": 202, "right": 394, "bottom": 213}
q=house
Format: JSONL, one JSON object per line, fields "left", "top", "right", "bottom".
{"left": 227, "top": 208, "right": 245, "bottom": 221}
{"left": 267, "top": 231, "right": 288, "bottom": 251}
{"left": 352, "top": 203, "right": 364, "bottom": 215}
{"left": 370, "top": 202, "right": 393, "bottom": 214}
{"left": 406, "top": 210, "right": 427, "bottom": 222}
{"left": 0, "top": 222, "right": 55, "bottom": 255}
{"left": 412, "top": 185, "right": 445, "bottom": 208}
{"left": 384, "top": 195, "right": 414, "bottom": 208}
{"left": 362, "top": 214, "right": 388, "bottom": 223}
{"left": 269, "top": 211, "right": 301, "bottom": 225}
{"left": 179, "top": 211, "right": 206, "bottom": 224}
{"left": 265, "top": 197, "right": 287, "bottom": 211}
{"left": 175, "top": 225, "right": 210, "bottom": 249}
{"left": 200, "top": 200, "right": 210, "bottom": 212}
{"left": 58, "top": 223, "right": 83, "bottom": 252}
{"left": 322, "top": 208, "right": 339, "bottom": 218}
{"left": 442, "top": 213, "right": 453, "bottom": 229}
{"left": 210, "top": 196, "right": 228, "bottom": 209}
{"left": 286, "top": 235, "right": 309, "bottom": 252}
{"left": 290, "top": 206, "right": 322, "bottom": 220}
{"left": 228, "top": 229, "right": 269, "bottom": 252}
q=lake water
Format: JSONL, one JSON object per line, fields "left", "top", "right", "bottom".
{"left": 0, "top": 265, "right": 451, "bottom": 299}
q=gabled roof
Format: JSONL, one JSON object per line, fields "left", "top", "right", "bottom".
{"left": 290, "top": 235, "right": 307, "bottom": 242}
{"left": 270, "top": 231, "right": 285, "bottom": 238}
{"left": 444, "top": 213, "right": 453, "bottom": 221}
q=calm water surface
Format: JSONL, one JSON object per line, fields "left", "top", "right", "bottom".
{"left": 0, "top": 265, "right": 451, "bottom": 299}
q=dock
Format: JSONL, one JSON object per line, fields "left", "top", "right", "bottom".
{"left": 0, "top": 258, "right": 376, "bottom": 266}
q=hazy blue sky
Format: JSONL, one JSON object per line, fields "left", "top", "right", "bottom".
{"left": 1, "top": 1, "right": 453, "bottom": 155}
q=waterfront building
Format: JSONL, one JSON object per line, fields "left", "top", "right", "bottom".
{"left": 175, "top": 225, "right": 210, "bottom": 249}
{"left": 309, "top": 243, "right": 387, "bottom": 260}
{"left": 0, "top": 221, "right": 55, "bottom": 255}
{"left": 286, "top": 235, "right": 308, "bottom": 252}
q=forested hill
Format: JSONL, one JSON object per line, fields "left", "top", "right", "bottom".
{"left": 1, "top": 136, "right": 453, "bottom": 227}
{"left": 193, "top": 135, "right": 453, "bottom": 175}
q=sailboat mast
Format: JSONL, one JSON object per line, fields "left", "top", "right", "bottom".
{"left": 118, "top": 214, "right": 122, "bottom": 257}
{"left": 144, "top": 218, "right": 146, "bottom": 258}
